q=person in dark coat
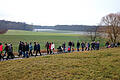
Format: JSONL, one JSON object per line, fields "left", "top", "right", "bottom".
{"left": 87, "top": 42, "right": 90, "bottom": 51}
{"left": 4, "top": 44, "right": 9, "bottom": 60}
{"left": 45, "top": 42, "right": 49, "bottom": 54}
{"left": 68, "top": 41, "right": 72, "bottom": 52}
{"left": 105, "top": 41, "right": 109, "bottom": 48}
{"left": 91, "top": 41, "right": 95, "bottom": 50}
{"left": 36, "top": 42, "right": 41, "bottom": 56}
{"left": 81, "top": 42, "right": 85, "bottom": 51}
{"left": 57, "top": 46, "right": 62, "bottom": 53}
{"left": 94, "top": 41, "right": 97, "bottom": 50}
{"left": 10, "top": 44, "right": 14, "bottom": 59}
{"left": 7, "top": 44, "right": 14, "bottom": 59}
{"left": 77, "top": 41, "right": 80, "bottom": 51}
{"left": 72, "top": 42, "right": 75, "bottom": 52}
{"left": 96, "top": 41, "right": 100, "bottom": 50}
{"left": 117, "top": 42, "right": 120, "bottom": 47}
{"left": 62, "top": 42, "right": 66, "bottom": 53}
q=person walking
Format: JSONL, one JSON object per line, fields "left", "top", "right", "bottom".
{"left": 68, "top": 41, "right": 72, "bottom": 52}
{"left": 21, "top": 42, "right": 26, "bottom": 58}
{"left": 45, "top": 42, "right": 49, "bottom": 54}
{"left": 77, "top": 41, "right": 80, "bottom": 51}
{"left": 4, "top": 44, "right": 9, "bottom": 60}
{"left": 67, "top": 46, "right": 71, "bottom": 53}
{"left": 72, "top": 42, "right": 75, "bottom": 52}
{"left": 36, "top": 42, "right": 41, "bottom": 56}
{"left": 91, "top": 41, "right": 95, "bottom": 50}
{"left": 62, "top": 42, "right": 66, "bottom": 53}
{"left": 10, "top": 44, "right": 14, "bottom": 59}
{"left": 0, "top": 43, "right": 4, "bottom": 61}
{"left": 105, "top": 41, "right": 109, "bottom": 48}
{"left": 81, "top": 42, "right": 85, "bottom": 51}
{"left": 18, "top": 41, "right": 22, "bottom": 57}
{"left": 85, "top": 42, "right": 87, "bottom": 51}
{"left": 33, "top": 42, "right": 37, "bottom": 56}
{"left": 96, "top": 41, "right": 100, "bottom": 50}
{"left": 51, "top": 42, "right": 55, "bottom": 54}
{"left": 87, "top": 42, "right": 90, "bottom": 51}
{"left": 49, "top": 43, "right": 52, "bottom": 54}
{"left": 111, "top": 42, "right": 115, "bottom": 48}
{"left": 117, "top": 42, "right": 120, "bottom": 47}
{"left": 25, "top": 42, "right": 29, "bottom": 58}
{"left": 7, "top": 44, "right": 14, "bottom": 59}
{"left": 29, "top": 42, "right": 33, "bottom": 56}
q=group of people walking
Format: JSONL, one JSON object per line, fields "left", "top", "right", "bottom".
{"left": 57, "top": 41, "right": 100, "bottom": 53}
{"left": 18, "top": 41, "right": 41, "bottom": 58}
{"left": 18, "top": 41, "right": 55, "bottom": 58}
{"left": 0, "top": 40, "right": 120, "bottom": 61}
{"left": 45, "top": 42, "right": 55, "bottom": 54}
{"left": 105, "top": 41, "right": 120, "bottom": 48}
{"left": 0, "top": 43, "right": 14, "bottom": 61}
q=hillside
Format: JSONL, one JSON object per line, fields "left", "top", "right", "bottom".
{"left": 0, "top": 48, "right": 120, "bottom": 80}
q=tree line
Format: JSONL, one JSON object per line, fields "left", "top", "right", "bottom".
{"left": 0, "top": 20, "right": 33, "bottom": 31}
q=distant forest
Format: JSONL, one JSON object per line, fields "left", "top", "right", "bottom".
{"left": 0, "top": 20, "right": 97, "bottom": 32}
{"left": 0, "top": 20, "right": 33, "bottom": 31}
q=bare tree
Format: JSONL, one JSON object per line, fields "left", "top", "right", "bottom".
{"left": 90, "top": 26, "right": 100, "bottom": 41}
{"left": 86, "top": 26, "right": 99, "bottom": 41}
{"left": 100, "top": 12, "right": 120, "bottom": 43}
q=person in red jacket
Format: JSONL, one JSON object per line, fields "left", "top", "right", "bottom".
{"left": 49, "top": 43, "right": 52, "bottom": 54}
{"left": 0, "top": 43, "right": 4, "bottom": 61}
{"left": 68, "top": 46, "right": 71, "bottom": 53}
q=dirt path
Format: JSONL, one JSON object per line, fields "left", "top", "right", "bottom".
{"left": 0, "top": 52, "right": 58, "bottom": 61}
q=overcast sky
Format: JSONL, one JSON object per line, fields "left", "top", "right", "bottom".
{"left": 0, "top": 0, "right": 119, "bottom": 26}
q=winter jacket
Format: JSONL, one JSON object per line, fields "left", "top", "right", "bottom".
{"left": 0, "top": 45, "right": 3, "bottom": 51}
{"left": 22, "top": 45, "right": 25, "bottom": 52}
{"left": 34, "top": 44, "right": 37, "bottom": 51}
{"left": 37, "top": 44, "right": 40, "bottom": 50}
{"left": 51, "top": 44, "right": 55, "bottom": 50}
{"left": 77, "top": 42, "right": 80, "bottom": 47}
{"left": 25, "top": 44, "right": 29, "bottom": 51}
{"left": 29, "top": 44, "right": 33, "bottom": 50}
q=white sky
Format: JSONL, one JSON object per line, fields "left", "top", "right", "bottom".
{"left": 0, "top": 0, "right": 119, "bottom": 26}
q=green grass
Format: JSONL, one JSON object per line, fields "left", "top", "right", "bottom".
{"left": 0, "top": 47, "right": 120, "bottom": 80}
{"left": 0, "top": 30, "right": 105, "bottom": 52}
{"left": 4, "top": 30, "right": 80, "bottom": 36}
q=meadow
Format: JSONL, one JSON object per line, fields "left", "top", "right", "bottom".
{"left": 0, "top": 47, "right": 120, "bottom": 80}
{"left": 0, "top": 30, "right": 105, "bottom": 52}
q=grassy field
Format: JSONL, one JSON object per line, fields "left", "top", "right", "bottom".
{"left": 0, "top": 30, "right": 105, "bottom": 52}
{"left": 0, "top": 47, "right": 120, "bottom": 80}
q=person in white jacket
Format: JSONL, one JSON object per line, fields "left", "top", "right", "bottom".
{"left": 51, "top": 42, "right": 55, "bottom": 54}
